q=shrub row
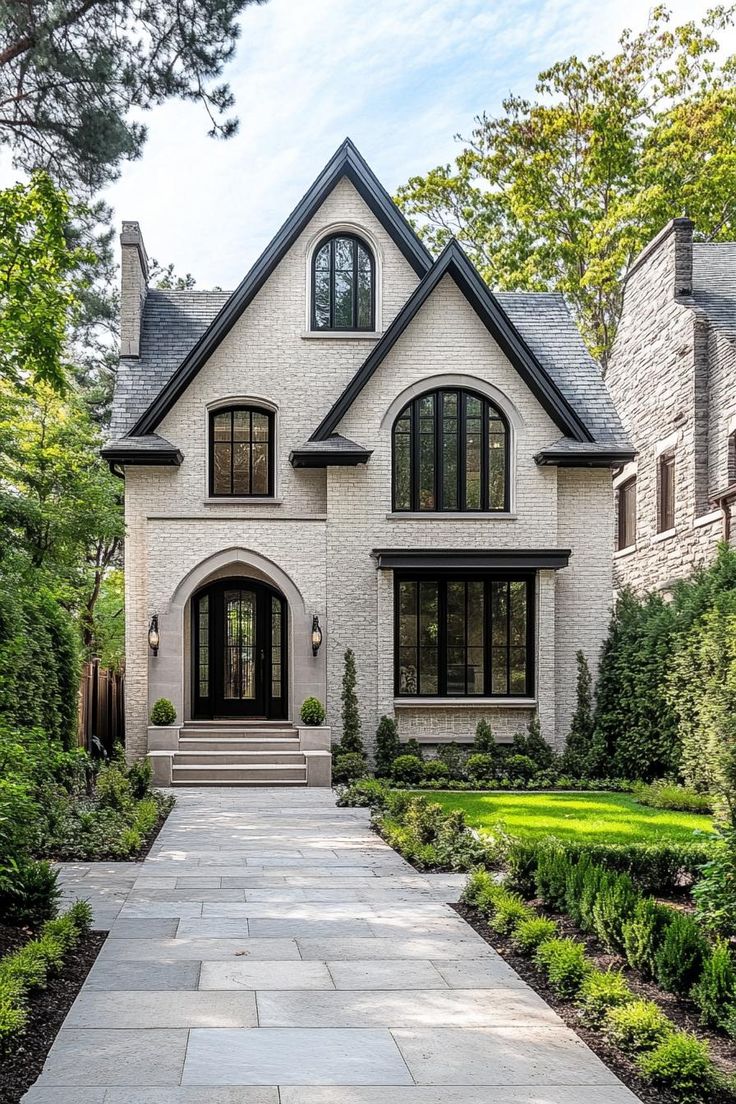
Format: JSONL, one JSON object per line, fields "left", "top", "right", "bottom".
{"left": 463, "top": 870, "right": 728, "bottom": 1102}
{"left": 0, "top": 900, "right": 92, "bottom": 1043}
{"left": 371, "top": 792, "right": 500, "bottom": 871}
{"left": 633, "top": 781, "right": 714, "bottom": 814}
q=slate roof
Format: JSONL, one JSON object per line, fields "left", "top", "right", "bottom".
{"left": 692, "top": 243, "right": 736, "bottom": 332}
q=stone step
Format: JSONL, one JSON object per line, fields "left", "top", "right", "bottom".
{"left": 175, "top": 750, "right": 306, "bottom": 765}
{"left": 171, "top": 778, "right": 308, "bottom": 787}
{"left": 179, "top": 738, "right": 300, "bottom": 753}
{"left": 171, "top": 763, "right": 308, "bottom": 784}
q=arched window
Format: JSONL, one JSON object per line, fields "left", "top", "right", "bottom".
{"left": 209, "top": 406, "right": 274, "bottom": 497}
{"left": 392, "top": 388, "right": 509, "bottom": 512}
{"left": 311, "top": 233, "right": 374, "bottom": 331}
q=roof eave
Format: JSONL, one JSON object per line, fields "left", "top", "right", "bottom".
{"left": 534, "top": 448, "right": 637, "bottom": 467}
{"left": 290, "top": 447, "right": 373, "bottom": 469}
{"left": 100, "top": 445, "right": 183, "bottom": 468}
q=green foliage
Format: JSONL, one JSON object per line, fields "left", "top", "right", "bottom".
{"left": 637, "top": 1032, "right": 717, "bottom": 1104}
{"left": 606, "top": 998, "right": 674, "bottom": 1054}
{"left": 335, "top": 778, "right": 390, "bottom": 809}
{"left": 576, "top": 968, "right": 634, "bottom": 1026}
{"left": 0, "top": 859, "right": 60, "bottom": 926}
{"left": 535, "top": 937, "right": 591, "bottom": 999}
{"left": 465, "top": 753, "right": 496, "bottom": 782}
{"left": 474, "top": 718, "right": 495, "bottom": 754}
{"left": 622, "top": 897, "right": 674, "bottom": 978}
{"left": 634, "top": 781, "right": 712, "bottom": 814}
{"left": 423, "top": 760, "right": 451, "bottom": 782}
{"left": 505, "top": 841, "right": 539, "bottom": 898}
{"left": 391, "top": 754, "right": 425, "bottom": 785}
{"left": 461, "top": 867, "right": 497, "bottom": 906}
{"left": 89, "top": 568, "right": 125, "bottom": 671}
{"left": 691, "top": 941, "right": 736, "bottom": 1031}
{"left": 150, "top": 698, "right": 176, "bottom": 726}
{"left": 95, "top": 764, "right": 133, "bottom": 810}
{"left": 396, "top": 7, "right": 736, "bottom": 362}
{"left": 591, "top": 870, "right": 639, "bottom": 952}
{"left": 535, "top": 846, "right": 573, "bottom": 911}
{"left": 654, "top": 913, "right": 709, "bottom": 996}
{"left": 693, "top": 828, "right": 736, "bottom": 935}
{"left": 488, "top": 890, "right": 534, "bottom": 935}
{"left": 331, "top": 752, "right": 368, "bottom": 786}
{"left": 127, "top": 758, "right": 153, "bottom": 801}
{"left": 374, "top": 715, "right": 401, "bottom": 777}
{"left": 562, "top": 652, "right": 598, "bottom": 775}
{"left": 339, "top": 649, "right": 365, "bottom": 757}
{"left": 503, "top": 754, "right": 537, "bottom": 782}
{"left": 374, "top": 794, "right": 488, "bottom": 872}
{"left": 512, "top": 712, "right": 554, "bottom": 770}
{"left": 511, "top": 915, "right": 558, "bottom": 955}
{"left": 435, "top": 741, "right": 465, "bottom": 779}
{"left": 300, "top": 697, "right": 325, "bottom": 726}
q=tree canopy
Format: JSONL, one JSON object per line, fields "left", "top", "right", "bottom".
{"left": 0, "top": 0, "right": 267, "bottom": 193}
{"left": 396, "top": 5, "right": 736, "bottom": 361}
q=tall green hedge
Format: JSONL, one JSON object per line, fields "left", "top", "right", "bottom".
{"left": 0, "top": 573, "right": 79, "bottom": 748}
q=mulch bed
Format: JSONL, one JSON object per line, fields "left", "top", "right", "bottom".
{"left": 455, "top": 901, "right": 736, "bottom": 1104}
{"left": 0, "top": 927, "right": 106, "bottom": 1104}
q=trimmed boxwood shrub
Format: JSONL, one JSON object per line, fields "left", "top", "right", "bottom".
{"left": 391, "top": 754, "right": 425, "bottom": 785}
{"left": 591, "top": 870, "right": 638, "bottom": 952}
{"left": 423, "top": 760, "right": 451, "bottom": 783}
{"left": 300, "top": 697, "right": 325, "bottom": 725}
{"left": 654, "top": 912, "right": 709, "bottom": 996}
{"left": 535, "top": 937, "right": 591, "bottom": 998}
{"left": 637, "top": 1031, "right": 717, "bottom": 1102}
{"left": 488, "top": 891, "right": 534, "bottom": 935}
{"left": 150, "top": 698, "right": 176, "bottom": 726}
{"left": 691, "top": 941, "right": 736, "bottom": 1030}
{"left": 374, "top": 715, "right": 401, "bottom": 777}
{"left": 606, "top": 998, "right": 673, "bottom": 1054}
{"left": 512, "top": 916, "right": 558, "bottom": 954}
{"left": 332, "top": 752, "right": 368, "bottom": 786}
{"left": 622, "top": 896, "right": 673, "bottom": 979}
{"left": 576, "top": 968, "right": 634, "bottom": 1026}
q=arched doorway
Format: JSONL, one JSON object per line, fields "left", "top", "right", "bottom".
{"left": 191, "top": 578, "right": 287, "bottom": 720}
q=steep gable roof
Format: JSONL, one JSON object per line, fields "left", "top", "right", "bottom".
{"left": 310, "top": 240, "right": 594, "bottom": 444}
{"left": 128, "top": 139, "right": 432, "bottom": 437}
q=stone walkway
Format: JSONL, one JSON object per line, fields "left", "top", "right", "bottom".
{"left": 25, "top": 788, "right": 641, "bottom": 1103}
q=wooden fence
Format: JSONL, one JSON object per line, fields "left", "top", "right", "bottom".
{"left": 78, "top": 659, "right": 125, "bottom": 756}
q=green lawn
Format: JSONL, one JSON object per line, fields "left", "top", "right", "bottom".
{"left": 421, "top": 791, "right": 715, "bottom": 843}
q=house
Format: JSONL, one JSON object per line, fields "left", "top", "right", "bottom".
{"left": 103, "top": 139, "right": 633, "bottom": 786}
{"left": 606, "top": 218, "right": 736, "bottom": 594}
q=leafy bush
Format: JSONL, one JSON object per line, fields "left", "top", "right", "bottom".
{"left": 633, "top": 780, "right": 712, "bottom": 813}
{"left": 474, "top": 718, "right": 495, "bottom": 753}
{"left": 150, "top": 698, "right": 176, "bottom": 726}
{"left": 336, "top": 778, "right": 389, "bottom": 808}
{"left": 693, "top": 828, "right": 736, "bottom": 935}
{"left": 332, "top": 752, "right": 368, "bottom": 786}
{"left": 637, "top": 1031, "right": 717, "bottom": 1103}
{"left": 512, "top": 916, "right": 558, "bottom": 954}
{"left": 461, "top": 867, "right": 497, "bottom": 906}
{"left": 578, "top": 863, "right": 607, "bottom": 932}
{"left": 435, "top": 741, "right": 465, "bottom": 779}
{"left": 374, "top": 715, "right": 401, "bottom": 777}
{"left": 423, "top": 760, "right": 451, "bottom": 783}
{"left": 391, "top": 754, "right": 425, "bottom": 785}
{"left": 503, "top": 754, "right": 537, "bottom": 782}
{"left": 511, "top": 712, "right": 555, "bottom": 771}
{"left": 576, "top": 968, "right": 634, "bottom": 1026}
{"left": 488, "top": 890, "right": 534, "bottom": 935}
{"left": 655, "top": 912, "right": 708, "bottom": 996}
{"left": 548, "top": 838, "right": 712, "bottom": 897}
{"left": 505, "top": 840, "right": 539, "bottom": 898}
{"left": 564, "top": 853, "right": 593, "bottom": 927}
{"left": 535, "top": 845, "right": 573, "bottom": 912}
{"left": 0, "top": 858, "right": 60, "bottom": 925}
{"left": 606, "top": 998, "right": 673, "bottom": 1053}
{"left": 622, "top": 896, "right": 673, "bottom": 978}
{"left": 375, "top": 794, "right": 487, "bottom": 872}
{"left": 691, "top": 941, "right": 736, "bottom": 1031}
{"left": 127, "top": 757, "right": 152, "bottom": 800}
{"left": 535, "top": 937, "right": 591, "bottom": 998}
{"left": 465, "top": 753, "right": 496, "bottom": 782}
{"left": 591, "top": 870, "right": 638, "bottom": 952}
{"left": 300, "top": 697, "right": 326, "bottom": 725}
{"left": 95, "top": 763, "right": 132, "bottom": 810}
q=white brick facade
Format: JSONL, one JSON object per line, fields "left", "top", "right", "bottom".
{"left": 117, "top": 168, "right": 618, "bottom": 761}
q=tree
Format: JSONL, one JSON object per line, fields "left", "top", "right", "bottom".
{"left": 562, "top": 651, "right": 597, "bottom": 776}
{"left": 0, "top": 0, "right": 269, "bottom": 194}
{"left": 374, "top": 715, "right": 401, "bottom": 777}
{"left": 339, "top": 648, "right": 365, "bottom": 757}
{"left": 0, "top": 172, "right": 91, "bottom": 391}
{"left": 396, "top": 6, "right": 736, "bottom": 361}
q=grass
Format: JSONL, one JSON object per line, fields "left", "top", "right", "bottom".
{"left": 419, "top": 791, "right": 715, "bottom": 843}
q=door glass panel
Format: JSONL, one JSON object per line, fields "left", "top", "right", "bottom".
{"left": 224, "top": 589, "right": 256, "bottom": 700}
{"left": 198, "top": 595, "right": 209, "bottom": 698}
{"left": 271, "top": 596, "right": 282, "bottom": 700}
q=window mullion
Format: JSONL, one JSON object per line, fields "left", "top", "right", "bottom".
{"left": 459, "top": 392, "right": 466, "bottom": 511}
{"left": 506, "top": 581, "right": 512, "bottom": 695}
{"left": 435, "top": 392, "right": 442, "bottom": 511}
{"left": 411, "top": 400, "right": 418, "bottom": 512}
{"left": 439, "top": 580, "right": 447, "bottom": 696}
{"left": 229, "top": 409, "right": 234, "bottom": 495}
{"left": 352, "top": 238, "right": 358, "bottom": 330}
{"left": 481, "top": 401, "right": 489, "bottom": 510}
{"left": 330, "top": 239, "right": 335, "bottom": 329}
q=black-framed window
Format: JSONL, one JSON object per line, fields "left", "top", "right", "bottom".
{"left": 617, "top": 476, "right": 636, "bottom": 550}
{"left": 392, "top": 389, "right": 509, "bottom": 512}
{"left": 209, "top": 406, "right": 274, "bottom": 497}
{"left": 395, "top": 574, "right": 534, "bottom": 698}
{"left": 657, "top": 451, "right": 675, "bottom": 532}
{"left": 311, "top": 233, "right": 375, "bottom": 331}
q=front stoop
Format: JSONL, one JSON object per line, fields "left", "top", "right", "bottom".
{"left": 147, "top": 723, "right": 332, "bottom": 787}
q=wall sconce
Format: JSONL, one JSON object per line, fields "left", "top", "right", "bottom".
{"left": 311, "top": 614, "right": 323, "bottom": 657}
{"left": 148, "top": 614, "right": 160, "bottom": 657}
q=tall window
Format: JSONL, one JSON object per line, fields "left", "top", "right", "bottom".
{"left": 311, "top": 233, "right": 374, "bottom": 330}
{"left": 393, "top": 389, "right": 509, "bottom": 512}
{"left": 209, "top": 406, "right": 274, "bottom": 497}
{"left": 617, "top": 477, "right": 636, "bottom": 550}
{"left": 657, "top": 451, "right": 676, "bottom": 532}
{"left": 395, "top": 575, "right": 533, "bottom": 698}
{"left": 728, "top": 431, "right": 736, "bottom": 484}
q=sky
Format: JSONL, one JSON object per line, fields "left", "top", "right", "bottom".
{"left": 46, "top": 1, "right": 736, "bottom": 286}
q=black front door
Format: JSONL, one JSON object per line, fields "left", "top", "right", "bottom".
{"left": 192, "top": 579, "right": 287, "bottom": 720}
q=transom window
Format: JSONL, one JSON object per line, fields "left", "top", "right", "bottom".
{"left": 209, "top": 406, "right": 274, "bottom": 497}
{"left": 395, "top": 575, "right": 533, "bottom": 698}
{"left": 311, "top": 233, "right": 374, "bottom": 331}
{"left": 393, "top": 388, "right": 509, "bottom": 512}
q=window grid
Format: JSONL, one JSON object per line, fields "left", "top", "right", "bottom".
{"left": 311, "top": 234, "right": 375, "bottom": 331}
{"left": 392, "top": 389, "right": 509, "bottom": 513}
{"left": 209, "top": 406, "right": 274, "bottom": 498}
{"left": 658, "top": 452, "right": 676, "bottom": 532}
{"left": 617, "top": 477, "right": 636, "bottom": 550}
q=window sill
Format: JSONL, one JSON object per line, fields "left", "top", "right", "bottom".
{"left": 694, "top": 509, "right": 721, "bottom": 529}
{"left": 393, "top": 697, "right": 537, "bottom": 709}
{"left": 301, "top": 330, "right": 382, "bottom": 341}
{"left": 203, "top": 497, "right": 282, "bottom": 506}
{"left": 386, "top": 512, "right": 516, "bottom": 521}
{"left": 652, "top": 527, "right": 676, "bottom": 544}
{"left": 613, "top": 544, "right": 637, "bottom": 560}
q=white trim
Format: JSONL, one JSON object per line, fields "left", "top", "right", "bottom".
{"left": 386, "top": 511, "right": 517, "bottom": 521}
{"left": 655, "top": 431, "right": 679, "bottom": 458}
{"left": 204, "top": 396, "right": 280, "bottom": 500}
{"left": 304, "top": 221, "right": 383, "bottom": 334}
{"left": 693, "top": 509, "right": 722, "bottom": 529}
{"left": 613, "top": 544, "right": 637, "bottom": 559}
{"left": 652, "top": 527, "right": 676, "bottom": 544}
{"left": 394, "top": 697, "right": 536, "bottom": 709}
{"left": 613, "top": 462, "right": 637, "bottom": 490}
{"left": 729, "top": 413, "right": 736, "bottom": 436}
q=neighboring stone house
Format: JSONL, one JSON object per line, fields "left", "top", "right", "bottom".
{"left": 606, "top": 219, "right": 736, "bottom": 594}
{"left": 103, "top": 140, "right": 632, "bottom": 785}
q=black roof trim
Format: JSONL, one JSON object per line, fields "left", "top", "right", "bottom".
{"left": 534, "top": 448, "right": 637, "bottom": 467}
{"left": 129, "top": 139, "right": 432, "bottom": 436}
{"left": 371, "top": 548, "right": 572, "bottom": 570}
{"left": 311, "top": 241, "right": 593, "bottom": 444}
{"left": 101, "top": 445, "right": 183, "bottom": 468}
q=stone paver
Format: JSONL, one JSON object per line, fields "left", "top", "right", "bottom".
{"left": 26, "top": 788, "right": 642, "bottom": 1102}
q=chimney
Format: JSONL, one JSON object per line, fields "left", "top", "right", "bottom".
{"left": 120, "top": 221, "right": 149, "bottom": 357}
{"left": 625, "top": 217, "right": 693, "bottom": 301}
